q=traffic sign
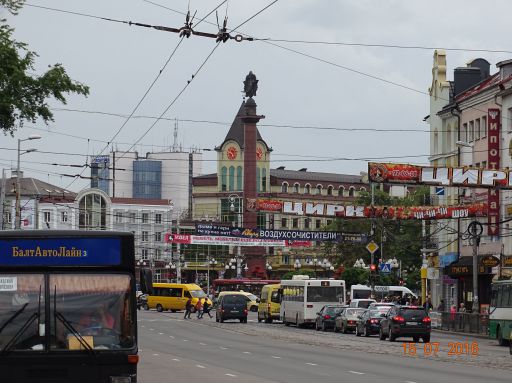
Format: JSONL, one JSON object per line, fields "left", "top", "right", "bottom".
{"left": 366, "top": 241, "right": 379, "bottom": 254}
{"left": 379, "top": 263, "right": 391, "bottom": 273}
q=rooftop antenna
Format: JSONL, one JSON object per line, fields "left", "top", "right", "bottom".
{"left": 172, "top": 118, "right": 179, "bottom": 152}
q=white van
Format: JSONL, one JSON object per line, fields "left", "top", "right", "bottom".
{"left": 349, "top": 298, "right": 376, "bottom": 309}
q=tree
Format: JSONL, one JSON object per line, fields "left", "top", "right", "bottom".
{"left": 341, "top": 267, "right": 368, "bottom": 288}
{"left": 0, "top": 0, "right": 89, "bottom": 135}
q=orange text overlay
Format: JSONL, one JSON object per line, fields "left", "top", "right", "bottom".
{"left": 402, "top": 342, "right": 479, "bottom": 357}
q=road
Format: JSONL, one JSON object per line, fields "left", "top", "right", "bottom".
{"left": 137, "top": 310, "right": 511, "bottom": 383}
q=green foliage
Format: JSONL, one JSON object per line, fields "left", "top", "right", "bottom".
{"left": 341, "top": 267, "right": 368, "bottom": 288}
{"left": 281, "top": 270, "right": 315, "bottom": 280}
{"left": 0, "top": 1, "right": 89, "bottom": 135}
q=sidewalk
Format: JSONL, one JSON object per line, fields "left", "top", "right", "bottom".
{"left": 432, "top": 328, "right": 490, "bottom": 340}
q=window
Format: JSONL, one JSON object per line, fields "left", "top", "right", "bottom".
{"left": 316, "top": 185, "right": 322, "bottom": 195}
{"left": 115, "top": 212, "right": 123, "bottom": 223}
{"left": 142, "top": 212, "right": 149, "bottom": 223}
{"left": 281, "top": 182, "right": 288, "bottom": 193}
{"left": 236, "top": 166, "right": 243, "bottom": 191}
{"left": 281, "top": 218, "right": 288, "bottom": 228}
{"left": 326, "top": 219, "right": 332, "bottom": 226}
{"left": 141, "top": 249, "right": 149, "bottom": 260}
{"left": 304, "top": 184, "right": 311, "bottom": 194}
{"left": 338, "top": 186, "right": 345, "bottom": 197}
{"left": 229, "top": 166, "right": 235, "bottom": 191}
{"left": 221, "top": 166, "right": 227, "bottom": 191}
{"left": 155, "top": 213, "right": 162, "bottom": 224}
{"left": 509, "top": 108, "right": 512, "bottom": 132}
{"left": 482, "top": 161, "right": 487, "bottom": 168}
{"left": 43, "top": 211, "right": 51, "bottom": 223}
{"left": 262, "top": 168, "right": 267, "bottom": 192}
{"left": 481, "top": 116, "right": 487, "bottom": 138}
{"left": 142, "top": 231, "right": 149, "bottom": 242}
{"left": 462, "top": 123, "right": 468, "bottom": 142}
{"left": 5, "top": 212, "right": 11, "bottom": 224}
{"left": 468, "top": 121, "right": 474, "bottom": 141}
{"left": 294, "top": 183, "right": 300, "bottom": 193}
{"left": 60, "top": 211, "right": 68, "bottom": 223}
{"left": 281, "top": 255, "right": 289, "bottom": 264}
{"left": 304, "top": 218, "right": 310, "bottom": 229}
{"left": 154, "top": 249, "right": 162, "bottom": 260}
{"left": 327, "top": 186, "right": 333, "bottom": 196}
{"left": 475, "top": 119, "right": 480, "bottom": 139}
{"left": 155, "top": 232, "right": 162, "bottom": 242}
{"left": 349, "top": 187, "right": 355, "bottom": 197}
{"left": 292, "top": 218, "right": 299, "bottom": 228}
{"left": 256, "top": 168, "right": 261, "bottom": 193}
{"left": 315, "top": 219, "right": 321, "bottom": 229}
{"left": 129, "top": 212, "right": 136, "bottom": 223}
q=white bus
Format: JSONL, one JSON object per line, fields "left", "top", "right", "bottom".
{"left": 280, "top": 279, "right": 346, "bottom": 327}
{"left": 350, "top": 284, "right": 417, "bottom": 301}
{"left": 490, "top": 280, "right": 512, "bottom": 346}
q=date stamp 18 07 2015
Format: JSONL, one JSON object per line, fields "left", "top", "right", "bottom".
{"left": 402, "top": 342, "right": 479, "bottom": 357}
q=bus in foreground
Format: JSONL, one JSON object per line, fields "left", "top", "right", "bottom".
{"left": 212, "top": 278, "right": 280, "bottom": 297}
{"left": 0, "top": 230, "right": 138, "bottom": 383}
{"left": 490, "top": 280, "right": 512, "bottom": 346}
{"left": 280, "top": 278, "right": 346, "bottom": 327}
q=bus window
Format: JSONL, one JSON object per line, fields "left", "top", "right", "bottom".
{"left": 169, "top": 288, "right": 182, "bottom": 298}
{"left": 271, "top": 290, "right": 281, "bottom": 304}
{"left": 307, "top": 286, "right": 344, "bottom": 303}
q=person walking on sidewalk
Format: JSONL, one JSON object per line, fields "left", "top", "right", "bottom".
{"left": 196, "top": 298, "right": 204, "bottom": 319}
{"left": 184, "top": 297, "right": 193, "bottom": 319}
{"left": 200, "top": 299, "right": 212, "bottom": 319}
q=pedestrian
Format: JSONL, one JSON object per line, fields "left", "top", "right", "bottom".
{"left": 437, "top": 299, "right": 445, "bottom": 312}
{"left": 201, "top": 299, "right": 212, "bottom": 318}
{"left": 184, "top": 297, "right": 193, "bottom": 319}
{"left": 458, "top": 303, "right": 466, "bottom": 313}
{"left": 423, "top": 297, "right": 432, "bottom": 312}
{"left": 196, "top": 298, "right": 203, "bottom": 319}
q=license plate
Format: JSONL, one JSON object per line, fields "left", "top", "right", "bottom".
{"left": 231, "top": 310, "right": 239, "bottom": 313}
{"left": 406, "top": 321, "right": 418, "bottom": 325}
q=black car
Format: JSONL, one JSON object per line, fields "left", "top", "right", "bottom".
{"left": 379, "top": 305, "right": 431, "bottom": 342}
{"left": 315, "top": 305, "right": 345, "bottom": 331}
{"left": 215, "top": 294, "right": 248, "bottom": 323}
{"left": 355, "top": 309, "right": 387, "bottom": 337}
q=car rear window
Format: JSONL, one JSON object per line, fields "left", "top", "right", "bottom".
{"left": 223, "top": 295, "right": 247, "bottom": 304}
{"left": 325, "top": 306, "right": 344, "bottom": 315}
{"left": 401, "top": 308, "right": 427, "bottom": 320}
{"left": 345, "top": 308, "right": 364, "bottom": 316}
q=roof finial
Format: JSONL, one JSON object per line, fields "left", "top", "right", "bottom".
{"left": 243, "top": 71, "right": 258, "bottom": 98}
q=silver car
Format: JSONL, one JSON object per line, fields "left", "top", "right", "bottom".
{"left": 334, "top": 308, "right": 366, "bottom": 333}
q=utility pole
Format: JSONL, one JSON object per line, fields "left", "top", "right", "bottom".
{"left": 468, "top": 221, "right": 483, "bottom": 314}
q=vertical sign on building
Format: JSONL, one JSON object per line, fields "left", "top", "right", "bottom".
{"left": 487, "top": 108, "right": 500, "bottom": 236}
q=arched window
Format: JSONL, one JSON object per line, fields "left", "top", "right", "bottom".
{"left": 316, "top": 185, "right": 322, "bottom": 195}
{"left": 294, "top": 183, "right": 300, "bottom": 193}
{"left": 281, "top": 182, "right": 288, "bottom": 193}
{"left": 327, "top": 186, "right": 333, "bottom": 196}
{"left": 338, "top": 186, "right": 345, "bottom": 197}
{"left": 304, "top": 184, "right": 311, "bottom": 194}
{"left": 262, "top": 168, "right": 267, "bottom": 192}
{"left": 229, "top": 166, "right": 235, "bottom": 191}
{"left": 79, "top": 193, "right": 107, "bottom": 230}
{"left": 256, "top": 168, "right": 261, "bottom": 192}
{"left": 221, "top": 167, "right": 227, "bottom": 191}
{"left": 236, "top": 166, "right": 243, "bottom": 191}
{"left": 360, "top": 187, "right": 366, "bottom": 192}
{"left": 349, "top": 187, "right": 355, "bottom": 197}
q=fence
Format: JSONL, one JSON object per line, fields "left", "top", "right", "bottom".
{"left": 433, "top": 311, "right": 489, "bottom": 335}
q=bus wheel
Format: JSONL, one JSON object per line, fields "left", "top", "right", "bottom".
{"left": 142, "top": 304, "right": 149, "bottom": 311}
{"left": 156, "top": 304, "right": 164, "bottom": 312}
{"left": 171, "top": 309, "right": 177, "bottom": 313}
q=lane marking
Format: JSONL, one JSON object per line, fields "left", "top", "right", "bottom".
{"left": 199, "top": 342, "right": 207, "bottom": 345}
{"left": 405, "top": 381, "right": 418, "bottom": 383}
{"left": 225, "top": 374, "right": 237, "bottom": 377}
{"left": 149, "top": 328, "right": 154, "bottom": 331}
{"left": 305, "top": 363, "right": 318, "bottom": 366}
{"left": 152, "top": 353, "right": 159, "bottom": 356}
{"left": 243, "top": 351, "right": 251, "bottom": 354}
{"left": 220, "top": 347, "right": 228, "bottom": 350}
{"left": 183, "top": 339, "right": 189, "bottom": 342}
{"left": 196, "top": 365, "right": 205, "bottom": 368}
{"left": 169, "top": 335, "right": 175, "bottom": 339}
{"left": 158, "top": 332, "right": 164, "bottom": 335}
{"left": 271, "top": 355, "right": 281, "bottom": 359}
{"left": 348, "top": 371, "right": 365, "bottom": 375}
{"left": 172, "top": 358, "right": 180, "bottom": 362}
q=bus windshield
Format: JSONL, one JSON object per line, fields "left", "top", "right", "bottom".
{"left": 352, "top": 289, "right": 372, "bottom": 299}
{"left": 189, "top": 290, "right": 207, "bottom": 299}
{"left": 307, "top": 286, "right": 345, "bottom": 302}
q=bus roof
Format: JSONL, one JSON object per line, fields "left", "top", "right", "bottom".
{"left": 281, "top": 279, "right": 345, "bottom": 286}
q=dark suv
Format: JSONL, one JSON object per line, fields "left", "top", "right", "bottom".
{"left": 379, "top": 306, "right": 431, "bottom": 342}
{"left": 216, "top": 294, "right": 248, "bottom": 323}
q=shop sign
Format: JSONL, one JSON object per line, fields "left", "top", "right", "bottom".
{"left": 502, "top": 255, "right": 512, "bottom": 268}
{"left": 487, "top": 108, "right": 501, "bottom": 235}
{"left": 480, "top": 255, "right": 499, "bottom": 268}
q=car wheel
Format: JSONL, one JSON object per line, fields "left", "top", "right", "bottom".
{"left": 342, "top": 323, "right": 348, "bottom": 334}
{"left": 355, "top": 325, "right": 361, "bottom": 337}
{"left": 422, "top": 335, "right": 430, "bottom": 343}
{"left": 268, "top": 318, "right": 273, "bottom": 324}
{"left": 142, "top": 303, "right": 149, "bottom": 311}
{"left": 334, "top": 323, "right": 339, "bottom": 333}
{"left": 413, "top": 336, "right": 420, "bottom": 343}
{"left": 156, "top": 304, "right": 163, "bottom": 312}
{"left": 284, "top": 313, "right": 290, "bottom": 326}
{"left": 315, "top": 321, "right": 320, "bottom": 331}
{"left": 379, "top": 328, "right": 386, "bottom": 340}
{"left": 220, "top": 316, "right": 224, "bottom": 323}
{"left": 322, "top": 322, "right": 327, "bottom": 332}
{"left": 388, "top": 327, "right": 396, "bottom": 342}
{"left": 216, "top": 315, "right": 219, "bottom": 323}
{"left": 364, "top": 325, "right": 370, "bottom": 337}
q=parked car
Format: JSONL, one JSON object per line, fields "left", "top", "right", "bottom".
{"left": 349, "top": 299, "right": 376, "bottom": 309}
{"left": 215, "top": 293, "right": 249, "bottom": 323}
{"left": 217, "top": 291, "right": 259, "bottom": 312}
{"left": 355, "top": 309, "right": 387, "bottom": 337}
{"left": 334, "top": 308, "right": 366, "bottom": 333}
{"left": 379, "top": 305, "right": 431, "bottom": 342}
{"left": 368, "top": 302, "right": 395, "bottom": 312}
{"left": 315, "top": 305, "right": 345, "bottom": 331}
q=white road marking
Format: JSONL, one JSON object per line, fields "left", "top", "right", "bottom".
{"left": 243, "top": 351, "right": 251, "bottom": 354}
{"left": 169, "top": 335, "right": 175, "bottom": 339}
{"left": 305, "top": 363, "right": 318, "bottom": 366}
{"left": 152, "top": 353, "right": 159, "bottom": 356}
{"left": 220, "top": 347, "right": 228, "bottom": 350}
{"left": 225, "top": 374, "right": 237, "bottom": 377}
{"left": 141, "top": 325, "right": 145, "bottom": 328}
{"left": 199, "top": 342, "right": 207, "bottom": 345}
{"left": 183, "top": 339, "right": 189, "bottom": 342}
{"left": 158, "top": 332, "right": 164, "bottom": 335}
{"left": 271, "top": 356, "right": 281, "bottom": 359}
{"left": 172, "top": 358, "right": 180, "bottom": 362}
{"left": 405, "top": 381, "right": 418, "bottom": 383}
{"left": 196, "top": 365, "right": 205, "bottom": 369}
{"left": 348, "top": 371, "right": 365, "bottom": 375}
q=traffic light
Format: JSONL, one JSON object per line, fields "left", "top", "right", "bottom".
{"left": 399, "top": 279, "right": 404, "bottom": 286}
{"left": 370, "top": 264, "right": 377, "bottom": 273}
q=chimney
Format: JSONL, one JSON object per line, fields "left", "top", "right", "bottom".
{"left": 11, "top": 170, "right": 23, "bottom": 178}
{"left": 497, "top": 59, "right": 512, "bottom": 81}
{"left": 299, "top": 168, "right": 307, "bottom": 172}
{"left": 454, "top": 58, "right": 491, "bottom": 97}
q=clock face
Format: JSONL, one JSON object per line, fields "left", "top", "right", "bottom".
{"left": 226, "top": 146, "right": 238, "bottom": 160}
{"left": 256, "top": 146, "right": 264, "bottom": 161}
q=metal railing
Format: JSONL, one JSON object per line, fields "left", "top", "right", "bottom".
{"left": 432, "top": 311, "right": 489, "bottom": 335}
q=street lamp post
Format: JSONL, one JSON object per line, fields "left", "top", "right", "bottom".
{"left": 307, "top": 258, "right": 318, "bottom": 278}
{"left": 15, "top": 134, "right": 41, "bottom": 229}
{"left": 207, "top": 255, "right": 217, "bottom": 299}
{"left": 229, "top": 194, "right": 243, "bottom": 278}
{"left": 294, "top": 259, "right": 302, "bottom": 271}
{"left": 266, "top": 262, "right": 273, "bottom": 278}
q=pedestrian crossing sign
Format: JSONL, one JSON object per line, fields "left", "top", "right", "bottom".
{"left": 379, "top": 263, "right": 391, "bottom": 273}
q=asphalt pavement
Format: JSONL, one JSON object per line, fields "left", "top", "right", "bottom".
{"left": 137, "top": 310, "right": 511, "bottom": 383}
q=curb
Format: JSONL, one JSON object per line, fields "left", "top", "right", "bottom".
{"left": 432, "top": 328, "right": 491, "bottom": 340}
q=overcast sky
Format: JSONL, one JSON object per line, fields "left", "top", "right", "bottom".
{"left": 2, "top": 0, "right": 511, "bottom": 192}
